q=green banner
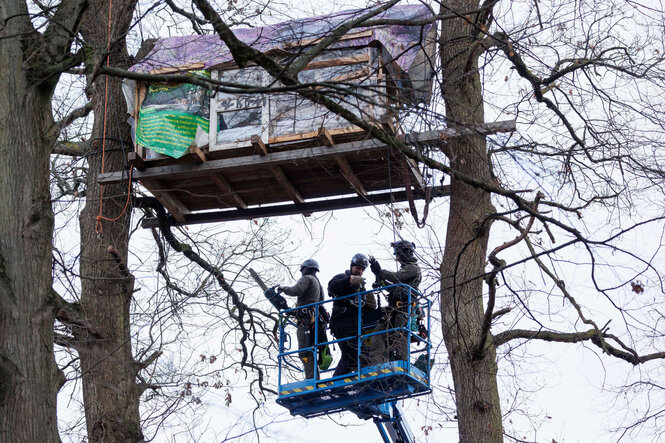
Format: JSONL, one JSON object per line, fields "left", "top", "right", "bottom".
{"left": 136, "top": 71, "right": 210, "bottom": 159}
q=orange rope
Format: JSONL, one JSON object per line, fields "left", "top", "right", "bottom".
{"left": 96, "top": 0, "right": 132, "bottom": 232}
{"left": 97, "top": 166, "right": 134, "bottom": 224}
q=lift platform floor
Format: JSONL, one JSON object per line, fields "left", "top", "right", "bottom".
{"left": 276, "top": 360, "right": 430, "bottom": 418}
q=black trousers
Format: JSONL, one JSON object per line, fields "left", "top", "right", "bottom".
{"left": 297, "top": 324, "right": 316, "bottom": 379}
{"left": 333, "top": 336, "right": 359, "bottom": 377}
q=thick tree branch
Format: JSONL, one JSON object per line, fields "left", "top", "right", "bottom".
{"left": 43, "top": 0, "right": 89, "bottom": 66}
{"left": 54, "top": 332, "right": 78, "bottom": 349}
{"left": 494, "top": 328, "right": 665, "bottom": 365}
{"left": 51, "top": 289, "right": 102, "bottom": 339}
{"left": 56, "top": 101, "right": 93, "bottom": 131}
{"left": 52, "top": 140, "right": 91, "bottom": 156}
{"left": 135, "top": 350, "right": 163, "bottom": 372}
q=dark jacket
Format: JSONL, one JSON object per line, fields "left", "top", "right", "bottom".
{"left": 328, "top": 271, "right": 376, "bottom": 337}
{"left": 378, "top": 260, "right": 421, "bottom": 305}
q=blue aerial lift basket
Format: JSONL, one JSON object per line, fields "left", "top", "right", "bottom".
{"left": 276, "top": 285, "right": 432, "bottom": 442}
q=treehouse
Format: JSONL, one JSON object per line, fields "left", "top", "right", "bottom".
{"left": 98, "top": 5, "right": 513, "bottom": 226}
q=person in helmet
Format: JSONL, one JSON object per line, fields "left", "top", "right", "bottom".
{"left": 278, "top": 258, "right": 327, "bottom": 379}
{"left": 328, "top": 253, "right": 377, "bottom": 377}
{"left": 366, "top": 240, "right": 422, "bottom": 363}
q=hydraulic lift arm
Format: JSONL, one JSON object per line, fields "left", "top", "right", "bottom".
{"left": 373, "top": 401, "right": 415, "bottom": 443}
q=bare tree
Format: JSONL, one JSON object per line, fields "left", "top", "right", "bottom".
{"left": 0, "top": 0, "right": 89, "bottom": 439}
{"left": 4, "top": 0, "right": 665, "bottom": 441}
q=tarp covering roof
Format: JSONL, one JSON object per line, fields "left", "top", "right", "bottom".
{"left": 130, "top": 4, "right": 435, "bottom": 77}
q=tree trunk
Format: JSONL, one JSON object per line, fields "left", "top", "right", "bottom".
{"left": 439, "top": 1, "right": 503, "bottom": 441}
{"left": 0, "top": 1, "right": 61, "bottom": 441}
{"left": 77, "top": 0, "right": 143, "bottom": 440}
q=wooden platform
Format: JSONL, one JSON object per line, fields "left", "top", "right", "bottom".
{"left": 98, "top": 121, "right": 515, "bottom": 225}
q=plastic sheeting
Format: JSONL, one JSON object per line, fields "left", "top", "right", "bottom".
{"left": 129, "top": 4, "right": 435, "bottom": 88}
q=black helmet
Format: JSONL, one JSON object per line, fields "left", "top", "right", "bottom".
{"left": 391, "top": 240, "right": 416, "bottom": 260}
{"left": 350, "top": 253, "right": 369, "bottom": 269}
{"left": 300, "top": 258, "right": 320, "bottom": 272}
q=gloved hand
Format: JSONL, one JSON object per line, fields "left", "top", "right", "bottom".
{"left": 369, "top": 257, "right": 381, "bottom": 274}
{"left": 349, "top": 275, "right": 365, "bottom": 287}
{"left": 274, "top": 285, "right": 282, "bottom": 294}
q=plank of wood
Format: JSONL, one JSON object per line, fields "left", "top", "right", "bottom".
{"left": 140, "top": 179, "right": 190, "bottom": 224}
{"left": 148, "top": 63, "right": 206, "bottom": 75}
{"left": 209, "top": 174, "right": 248, "bottom": 209}
{"left": 403, "top": 157, "right": 425, "bottom": 190}
{"left": 269, "top": 126, "right": 364, "bottom": 144}
{"left": 335, "top": 155, "right": 367, "bottom": 196}
{"left": 251, "top": 135, "right": 268, "bottom": 156}
{"left": 318, "top": 128, "right": 335, "bottom": 147}
{"left": 99, "top": 121, "right": 517, "bottom": 185}
{"left": 301, "top": 54, "right": 370, "bottom": 72}
{"left": 136, "top": 145, "right": 146, "bottom": 161}
{"left": 100, "top": 136, "right": 384, "bottom": 184}
{"left": 269, "top": 165, "right": 304, "bottom": 203}
{"left": 139, "top": 185, "right": 451, "bottom": 227}
{"left": 402, "top": 120, "right": 518, "bottom": 145}
{"left": 328, "top": 67, "right": 371, "bottom": 83}
{"left": 283, "top": 30, "right": 373, "bottom": 49}
{"left": 133, "top": 82, "right": 141, "bottom": 120}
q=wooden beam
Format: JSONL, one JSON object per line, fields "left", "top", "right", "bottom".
{"left": 402, "top": 120, "right": 517, "bottom": 145}
{"left": 269, "top": 165, "right": 304, "bottom": 203}
{"left": 300, "top": 54, "right": 369, "bottom": 72}
{"left": 328, "top": 67, "right": 371, "bottom": 84}
{"left": 403, "top": 157, "right": 425, "bottom": 190}
{"left": 99, "top": 121, "right": 517, "bottom": 185}
{"left": 283, "top": 30, "right": 373, "bottom": 49}
{"left": 140, "top": 179, "right": 190, "bottom": 224}
{"left": 209, "top": 174, "right": 247, "bottom": 209}
{"left": 269, "top": 126, "right": 364, "bottom": 145}
{"left": 148, "top": 62, "right": 205, "bottom": 75}
{"left": 190, "top": 146, "right": 207, "bottom": 163}
{"left": 100, "top": 136, "right": 386, "bottom": 184}
{"left": 139, "top": 185, "right": 451, "bottom": 227}
{"left": 127, "top": 152, "right": 145, "bottom": 171}
{"left": 335, "top": 155, "right": 367, "bottom": 196}
{"left": 251, "top": 135, "right": 268, "bottom": 156}
{"left": 318, "top": 128, "right": 335, "bottom": 147}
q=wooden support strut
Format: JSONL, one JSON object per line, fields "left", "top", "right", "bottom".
{"left": 318, "top": 127, "right": 335, "bottom": 147}
{"left": 139, "top": 185, "right": 450, "bottom": 227}
{"left": 269, "top": 165, "right": 304, "bottom": 204}
{"left": 190, "top": 146, "right": 208, "bottom": 163}
{"left": 251, "top": 135, "right": 268, "bottom": 156}
{"left": 100, "top": 121, "right": 517, "bottom": 186}
{"left": 140, "top": 179, "right": 190, "bottom": 224}
{"left": 209, "top": 174, "right": 247, "bottom": 209}
{"left": 335, "top": 156, "right": 367, "bottom": 196}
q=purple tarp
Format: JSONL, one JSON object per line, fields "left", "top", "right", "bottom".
{"left": 130, "top": 4, "right": 434, "bottom": 78}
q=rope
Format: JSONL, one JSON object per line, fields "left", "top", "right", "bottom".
{"left": 402, "top": 163, "right": 432, "bottom": 228}
{"left": 95, "top": 0, "right": 133, "bottom": 232}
